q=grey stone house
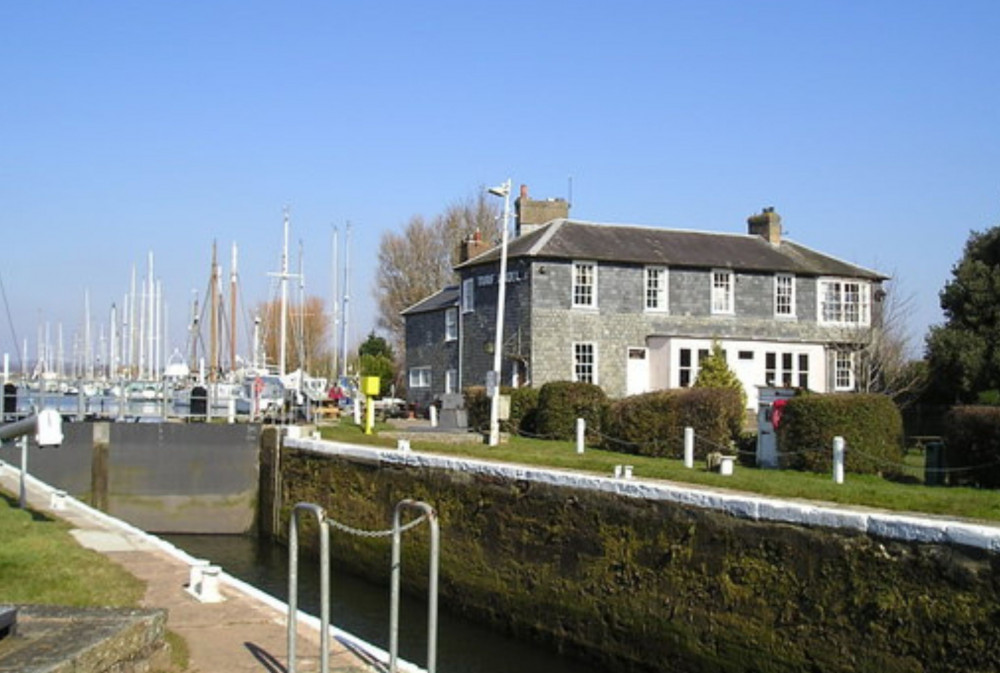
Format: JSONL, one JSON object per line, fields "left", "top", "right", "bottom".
{"left": 402, "top": 186, "right": 887, "bottom": 412}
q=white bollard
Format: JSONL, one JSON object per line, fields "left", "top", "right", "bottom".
{"left": 719, "top": 456, "right": 735, "bottom": 476}
{"left": 397, "top": 438, "right": 411, "bottom": 452}
{"left": 353, "top": 398, "right": 361, "bottom": 425}
{"left": 50, "top": 489, "right": 67, "bottom": 511}
{"left": 188, "top": 559, "right": 210, "bottom": 593}
{"left": 833, "top": 436, "right": 845, "bottom": 484}
{"left": 576, "top": 418, "right": 585, "bottom": 454}
{"left": 227, "top": 398, "right": 236, "bottom": 424}
{"left": 624, "top": 465, "right": 633, "bottom": 479}
{"left": 429, "top": 405, "right": 438, "bottom": 428}
{"left": 613, "top": 465, "right": 622, "bottom": 479}
{"left": 197, "top": 565, "right": 224, "bottom": 603}
{"left": 684, "top": 427, "right": 695, "bottom": 469}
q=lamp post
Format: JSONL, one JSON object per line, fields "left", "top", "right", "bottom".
{"left": 486, "top": 179, "right": 511, "bottom": 447}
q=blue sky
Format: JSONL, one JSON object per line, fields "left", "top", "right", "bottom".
{"left": 2, "top": 1, "right": 998, "bottom": 370}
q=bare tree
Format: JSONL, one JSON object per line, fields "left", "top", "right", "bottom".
{"left": 848, "top": 276, "right": 928, "bottom": 405}
{"left": 375, "top": 191, "right": 501, "bottom": 349}
{"left": 256, "top": 295, "right": 331, "bottom": 375}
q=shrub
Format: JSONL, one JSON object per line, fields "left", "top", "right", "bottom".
{"left": 464, "top": 386, "right": 489, "bottom": 432}
{"left": 463, "top": 386, "right": 540, "bottom": 435}
{"left": 694, "top": 342, "right": 747, "bottom": 411}
{"left": 601, "top": 387, "right": 743, "bottom": 458}
{"left": 776, "top": 393, "right": 903, "bottom": 475}
{"left": 942, "top": 406, "right": 1000, "bottom": 488}
{"left": 535, "top": 381, "right": 607, "bottom": 440}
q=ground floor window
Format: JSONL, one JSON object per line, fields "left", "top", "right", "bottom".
{"left": 834, "top": 351, "right": 854, "bottom": 391}
{"left": 573, "top": 342, "right": 597, "bottom": 384}
{"left": 409, "top": 367, "right": 431, "bottom": 389}
{"left": 765, "top": 351, "right": 810, "bottom": 389}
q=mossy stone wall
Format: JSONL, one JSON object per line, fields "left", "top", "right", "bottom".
{"left": 279, "top": 447, "right": 1000, "bottom": 673}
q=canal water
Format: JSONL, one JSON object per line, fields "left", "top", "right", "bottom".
{"left": 163, "top": 534, "right": 609, "bottom": 673}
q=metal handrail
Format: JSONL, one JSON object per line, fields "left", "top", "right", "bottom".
{"left": 390, "top": 499, "right": 440, "bottom": 673}
{"left": 288, "top": 502, "right": 330, "bottom": 673}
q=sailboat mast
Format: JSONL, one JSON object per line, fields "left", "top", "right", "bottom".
{"left": 147, "top": 251, "right": 154, "bottom": 379}
{"left": 340, "top": 221, "right": 350, "bottom": 379}
{"left": 279, "top": 208, "right": 289, "bottom": 377}
{"left": 230, "top": 242, "right": 238, "bottom": 373}
{"left": 331, "top": 226, "right": 339, "bottom": 380}
{"left": 209, "top": 241, "right": 219, "bottom": 384}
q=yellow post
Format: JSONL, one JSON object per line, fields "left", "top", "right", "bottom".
{"left": 361, "top": 376, "right": 380, "bottom": 435}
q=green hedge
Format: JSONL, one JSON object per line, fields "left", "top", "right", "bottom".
{"left": 535, "top": 381, "right": 607, "bottom": 440}
{"left": 600, "top": 388, "right": 743, "bottom": 458}
{"left": 464, "top": 386, "right": 541, "bottom": 435}
{"left": 942, "top": 406, "right": 1000, "bottom": 488}
{"left": 777, "top": 393, "right": 904, "bottom": 475}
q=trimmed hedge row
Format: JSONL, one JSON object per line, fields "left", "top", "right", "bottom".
{"left": 777, "top": 393, "right": 904, "bottom": 475}
{"left": 942, "top": 406, "right": 1000, "bottom": 488}
{"left": 535, "top": 381, "right": 607, "bottom": 440}
{"left": 464, "top": 385, "right": 541, "bottom": 435}
{"left": 600, "top": 388, "right": 744, "bottom": 458}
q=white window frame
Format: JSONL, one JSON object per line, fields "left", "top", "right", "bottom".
{"left": 461, "top": 278, "right": 474, "bottom": 314}
{"left": 572, "top": 342, "right": 598, "bottom": 384}
{"left": 774, "top": 273, "right": 796, "bottom": 318}
{"left": 444, "top": 307, "right": 458, "bottom": 341}
{"left": 644, "top": 266, "right": 668, "bottom": 313}
{"left": 834, "top": 351, "right": 855, "bottom": 391}
{"left": 445, "top": 368, "right": 457, "bottom": 394}
{"left": 409, "top": 367, "right": 431, "bottom": 389}
{"left": 711, "top": 268, "right": 734, "bottom": 315}
{"left": 818, "top": 278, "right": 871, "bottom": 326}
{"left": 572, "top": 261, "right": 598, "bottom": 309}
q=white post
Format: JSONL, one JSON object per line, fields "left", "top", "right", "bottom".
{"left": 833, "top": 436, "right": 845, "bottom": 484}
{"left": 18, "top": 435, "right": 27, "bottom": 508}
{"left": 429, "top": 404, "right": 438, "bottom": 428}
{"left": 487, "top": 179, "right": 511, "bottom": 447}
{"left": 353, "top": 397, "right": 361, "bottom": 425}
{"left": 684, "top": 427, "right": 695, "bottom": 469}
{"left": 576, "top": 417, "right": 585, "bottom": 454}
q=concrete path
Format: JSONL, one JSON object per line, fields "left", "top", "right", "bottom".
{"left": 0, "top": 463, "right": 409, "bottom": 673}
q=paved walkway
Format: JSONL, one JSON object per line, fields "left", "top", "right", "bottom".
{"left": 0, "top": 464, "right": 404, "bottom": 673}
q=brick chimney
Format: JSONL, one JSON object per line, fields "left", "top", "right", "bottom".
{"left": 747, "top": 207, "right": 782, "bottom": 245}
{"left": 458, "top": 229, "right": 491, "bottom": 263}
{"left": 515, "top": 184, "right": 569, "bottom": 237}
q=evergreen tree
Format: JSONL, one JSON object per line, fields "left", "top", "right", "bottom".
{"left": 925, "top": 225, "right": 1000, "bottom": 402}
{"left": 694, "top": 342, "right": 747, "bottom": 410}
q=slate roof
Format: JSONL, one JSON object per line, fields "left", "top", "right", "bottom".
{"left": 400, "top": 285, "right": 459, "bottom": 316}
{"left": 454, "top": 219, "right": 887, "bottom": 280}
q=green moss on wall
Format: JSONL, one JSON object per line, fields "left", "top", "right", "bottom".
{"left": 278, "top": 448, "right": 1000, "bottom": 673}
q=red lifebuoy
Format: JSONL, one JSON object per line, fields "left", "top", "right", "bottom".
{"left": 772, "top": 398, "right": 788, "bottom": 429}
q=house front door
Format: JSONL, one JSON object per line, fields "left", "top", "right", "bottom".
{"left": 626, "top": 347, "right": 649, "bottom": 396}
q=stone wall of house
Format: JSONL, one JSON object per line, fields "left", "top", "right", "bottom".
{"left": 277, "top": 440, "right": 1000, "bottom": 673}
{"left": 451, "top": 256, "right": 885, "bottom": 398}
{"left": 404, "top": 309, "right": 458, "bottom": 409}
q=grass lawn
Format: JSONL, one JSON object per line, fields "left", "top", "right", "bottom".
{"left": 318, "top": 421, "right": 1000, "bottom": 525}
{"left": 0, "top": 491, "right": 145, "bottom": 606}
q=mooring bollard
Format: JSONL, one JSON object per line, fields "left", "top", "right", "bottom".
{"left": 623, "top": 465, "right": 633, "bottom": 479}
{"left": 576, "top": 418, "right": 585, "bottom": 454}
{"left": 49, "top": 490, "right": 67, "bottom": 511}
{"left": 613, "top": 465, "right": 622, "bottom": 478}
{"left": 684, "top": 427, "right": 694, "bottom": 469}
{"left": 397, "top": 438, "right": 411, "bottom": 452}
{"left": 197, "top": 565, "right": 224, "bottom": 603}
{"left": 429, "top": 404, "right": 438, "bottom": 428}
{"left": 833, "top": 436, "right": 845, "bottom": 484}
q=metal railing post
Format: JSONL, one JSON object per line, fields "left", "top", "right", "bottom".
{"left": 390, "top": 499, "right": 440, "bottom": 673}
{"left": 288, "top": 502, "right": 330, "bottom": 673}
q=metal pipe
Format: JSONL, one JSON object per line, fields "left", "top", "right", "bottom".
{"left": 287, "top": 502, "right": 329, "bottom": 673}
{"left": 390, "top": 499, "right": 439, "bottom": 673}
